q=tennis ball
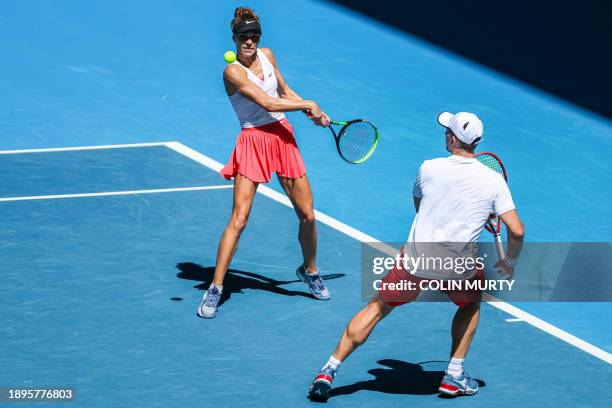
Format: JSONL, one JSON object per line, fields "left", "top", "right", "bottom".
{"left": 224, "top": 50, "right": 237, "bottom": 64}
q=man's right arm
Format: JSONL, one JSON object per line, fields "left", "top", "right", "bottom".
{"left": 412, "top": 163, "right": 424, "bottom": 212}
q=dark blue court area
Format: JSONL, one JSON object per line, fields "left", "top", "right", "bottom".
{"left": 0, "top": 144, "right": 609, "bottom": 407}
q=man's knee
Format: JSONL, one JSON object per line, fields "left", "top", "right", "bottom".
{"left": 456, "top": 299, "right": 481, "bottom": 310}
{"left": 369, "top": 296, "right": 395, "bottom": 320}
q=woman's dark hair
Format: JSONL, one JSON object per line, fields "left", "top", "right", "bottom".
{"left": 231, "top": 6, "right": 259, "bottom": 31}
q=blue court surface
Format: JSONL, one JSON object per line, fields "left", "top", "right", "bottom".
{"left": 1, "top": 1, "right": 611, "bottom": 407}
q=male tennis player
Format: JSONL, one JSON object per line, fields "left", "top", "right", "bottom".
{"left": 197, "top": 7, "right": 331, "bottom": 319}
{"left": 308, "top": 112, "right": 525, "bottom": 398}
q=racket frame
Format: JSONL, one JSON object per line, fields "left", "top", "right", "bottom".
{"left": 475, "top": 152, "right": 508, "bottom": 261}
{"left": 476, "top": 151, "right": 507, "bottom": 180}
{"left": 328, "top": 119, "right": 379, "bottom": 164}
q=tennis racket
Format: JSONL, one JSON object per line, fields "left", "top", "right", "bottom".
{"left": 327, "top": 119, "right": 379, "bottom": 164}
{"left": 475, "top": 152, "right": 507, "bottom": 261}
{"left": 305, "top": 111, "right": 379, "bottom": 164}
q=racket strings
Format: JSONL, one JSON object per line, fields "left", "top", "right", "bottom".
{"left": 476, "top": 154, "right": 505, "bottom": 178}
{"left": 477, "top": 153, "right": 507, "bottom": 237}
{"left": 338, "top": 121, "right": 377, "bottom": 162}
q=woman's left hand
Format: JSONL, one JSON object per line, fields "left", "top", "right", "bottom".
{"left": 313, "top": 112, "right": 330, "bottom": 127}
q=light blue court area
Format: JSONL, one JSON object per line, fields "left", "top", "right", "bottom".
{"left": 0, "top": 144, "right": 610, "bottom": 407}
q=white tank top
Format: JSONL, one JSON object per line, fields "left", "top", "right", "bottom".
{"left": 228, "top": 49, "right": 285, "bottom": 128}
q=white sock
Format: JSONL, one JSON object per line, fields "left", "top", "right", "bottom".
{"left": 321, "top": 356, "right": 342, "bottom": 373}
{"left": 210, "top": 283, "right": 223, "bottom": 293}
{"left": 305, "top": 265, "right": 319, "bottom": 276}
{"left": 446, "top": 357, "right": 464, "bottom": 378}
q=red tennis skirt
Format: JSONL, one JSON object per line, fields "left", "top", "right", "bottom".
{"left": 220, "top": 119, "right": 306, "bottom": 183}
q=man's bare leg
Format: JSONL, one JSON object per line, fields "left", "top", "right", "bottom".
{"left": 309, "top": 295, "right": 395, "bottom": 399}
{"left": 439, "top": 301, "right": 481, "bottom": 396}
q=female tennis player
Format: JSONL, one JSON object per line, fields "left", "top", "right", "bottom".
{"left": 197, "top": 7, "right": 332, "bottom": 318}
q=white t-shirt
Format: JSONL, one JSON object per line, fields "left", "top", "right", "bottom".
{"left": 404, "top": 155, "right": 515, "bottom": 279}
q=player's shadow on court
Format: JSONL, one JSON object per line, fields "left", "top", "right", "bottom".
{"left": 325, "top": 359, "right": 485, "bottom": 400}
{"left": 176, "top": 262, "right": 344, "bottom": 305}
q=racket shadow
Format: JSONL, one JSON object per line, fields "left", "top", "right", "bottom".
{"left": 176, "top": 262, "right": 345, "bottom": 305}
{"left": 324, "top": 359, "right": 485, "bottom": 400}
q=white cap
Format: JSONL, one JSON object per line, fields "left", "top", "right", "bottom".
{"left": 437, "top": 111, "right": 484, "bottom": 145}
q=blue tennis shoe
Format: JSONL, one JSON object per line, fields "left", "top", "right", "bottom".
{"left": 197, "top": 285, "right": 222, "bottom": 319}
{"left": 439, "top": 372, "right": 479, "bottom": 396}
{"left": 308, "top": 366, "right": 336, "bottom": 401}
{"left": 296, "top": 265, "right": 331, "bottom": 300}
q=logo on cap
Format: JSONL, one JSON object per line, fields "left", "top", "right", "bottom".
{"left": 437, "top": 111, "right": 484, "bottom": 145}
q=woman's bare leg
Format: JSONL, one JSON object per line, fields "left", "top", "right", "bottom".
{"left": 212, "top": 174, "right": 259, "bottom": 285}
{"left": 277, "top": 174, "right": 317, "bottom": 272}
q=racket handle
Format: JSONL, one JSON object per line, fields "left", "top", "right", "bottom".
{"left": 494, "top": 233, "right": 505, "bottom": 260}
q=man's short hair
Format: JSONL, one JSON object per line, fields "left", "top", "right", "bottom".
{"left": 456, "top": 139, "right": 476, "bottom": 153}
{"left": 450, "top": 129, "right": 477, "bottom": 153}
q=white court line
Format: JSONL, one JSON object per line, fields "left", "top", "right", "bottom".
{"left": 505, "top": 318, "right": 523, "bottom": 323}
{"left": 166, "top": 141, "right": 612, "bottom": 365}
{"left": 0, "top": 142, "right": 169, "bottom": 155}
{"left": 0, "top": 185, "right": 232, "bottom": 202}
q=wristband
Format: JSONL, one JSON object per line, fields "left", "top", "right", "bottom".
{"left": 503, "top": 256, "right": 517, "bottom": 268}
